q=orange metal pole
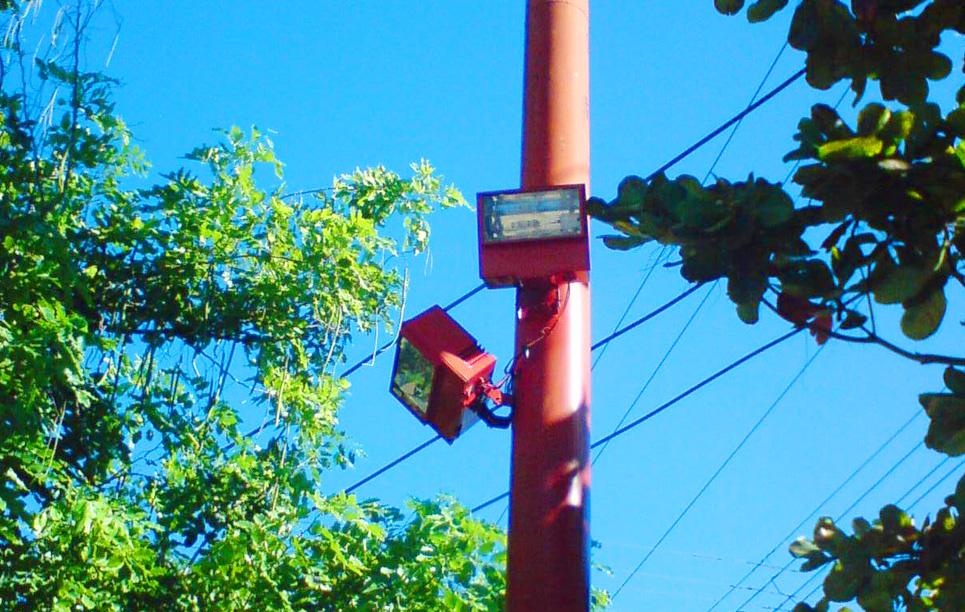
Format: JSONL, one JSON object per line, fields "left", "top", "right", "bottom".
{"left": 506, "top": 1, "right": 591, "bottom": 611}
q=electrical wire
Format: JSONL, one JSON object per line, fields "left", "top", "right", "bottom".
{"left": 644, "top": 67, "right": 805, "bottom": 183}
{"left": 908, "top": 458, "right": 965, "bottom": 510}
{"left": 610, "top": 337, "right": 828, "bottom": 601}
{"left": 592, "top": 283, "right": 715, "bottom": 465}
{"left": 701, "top": 410, "right": 922, "bottom": 612}
{"left": 348, "top": 283, "right": 701, "bottom": 498}
{"left": 340, "top": 283, "right": 486, "bottom": 379}
{"left": 742, "top": 440, "right": 926, "bottom": 612}
{"left": 339, "top": 56, "right": 807, "bottom": 506}
{"left": 471, "top": 326, "right": 805, "bottom": 514}
{"left": 343, "top": 434, "right": 443, "bottom": 495}
{"left": 590, "top": 283, "right": 703, "bottom": 351}
{"left": 895, "top": 457, "right": 952, "bottom": 507}
{"left": 774, "top": 456, "right": 965, "bottom": 612}
{"left": 702, "top": 40, "right": 788, "bottom": 185}
{"left": 592, "top": 246, "right": 669, "bottom": 370}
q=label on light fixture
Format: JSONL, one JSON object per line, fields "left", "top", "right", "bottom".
{"left": 481, "top": 187, "right": 583, "bottom": 244}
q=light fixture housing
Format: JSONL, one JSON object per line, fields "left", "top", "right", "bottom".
{"left": 390, "top": 306, "right": 496, "bottom": 443}
{"left": 477, "top": 184, "right": 589, "bottom": 287}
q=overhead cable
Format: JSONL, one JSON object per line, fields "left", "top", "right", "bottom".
{"left": 742, "top": 440, "right": 926, "bottom": 612}
{"left": 778, "top": 456, "right": 965, "bottom": 612}
{"left": 702, "top": 410, "right": 922, "bottom": 612}
{"left": 347, "top": 283, "right": 702, "bottom": 497}
{"left": 472, "top": 326, "right": 805, "bottom": 514}
{"left": 610, "top": 337, "right": 827, "bottom": 601}
{"left": 645, "top": 67, "right": 805, "bottom": 182}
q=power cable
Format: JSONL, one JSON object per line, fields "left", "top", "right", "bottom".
{"left": 744, "top": 440, "right": 925, "bottom": 612}
{"left": 645, "top": 67, "right": 805, "bottom": 183}
{"left": 610, "top": 337, "right": 828, "bottom": 601}
{"left": 340, "top": 59, "right": 807, "bottom": 505}
{"left": 590, "top": 283, "right": 703, "bottom": 351}
{"left": 702, "top": 40, "right": 788, "bottom": 185}
{"left": 593, "top": 283, "right": 715, "bottom": 465}
{"left": 895, "top": 457, "right": 952, "bottom": 507}
{"left": 346, "top": 283, "right": 702, "bottom": 497}
{"left": 343, "top": 434, "right": 442, "bottom": 495}
{"left": 472, "top": 326, "right": 805, "bottom": 514}
{"left": 777, "top": 456, "right": 965, "bottom": 611}
{"left": 908, "top": 458, "right": 965, "bottom": 510}
{"left": 340, "top": 282, "right": 486, "bottom": 379}
{"left": 702, "top": 410, "right": 922, "bottom": 612}
{"left": 592, "top": 246, "right": 669, "bottom": 369}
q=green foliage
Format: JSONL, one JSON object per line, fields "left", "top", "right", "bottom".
{"left": 0, "top": 2, "right": 508, "bottom": 610}
{"left": 789, "top": 498, "right": 965, "bottom": 612}
{"left": 595, "top": 1, "right": 965, "bottom": 610}
{"left": 715, "top": 0, "right": 963, "bottom": 105}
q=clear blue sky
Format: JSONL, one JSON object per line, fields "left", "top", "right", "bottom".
{"left": 85, "top": 2, "right": 963, "bottom": 610}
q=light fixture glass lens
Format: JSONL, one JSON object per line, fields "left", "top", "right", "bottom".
{"left": 391, "top": 338, "right": 434, "bottom": 418}
{"left": 482, "top": 188, "right": 583, "bottom": 243}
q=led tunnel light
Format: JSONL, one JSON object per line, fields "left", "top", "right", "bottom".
{"left": 477, "top": 184, "right": 590, "bottom": 287}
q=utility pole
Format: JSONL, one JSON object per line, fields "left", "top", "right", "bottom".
{"left": 506, "top": 1, "right": 591, "bottom": 611}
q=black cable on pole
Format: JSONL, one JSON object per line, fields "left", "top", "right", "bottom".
{"left": 610, "top": 338, "right": 827, "bottom": 601}
{"left": 591, "top": 283, "right": 703, "bottom": 351}
{"left": 895, "top": 457, "right": 952, "bottom": 507}
{"left": 592, "top": 327, "right": 802, "bottom": 450}
{"left": 442, "top": 282, "right": 486, "bottom": 311}
{"left": 702, "top": 40, "right": 788, "bottom": 185}
{"left": 645, "top": 67, "right": 805, "bottom": 182}
{"left": 471, "top": 326, "right": 804, "bottom": 515}
{"left": 702, "top": 411, "right": 922, "bottom": 612}
{"left": 339, "top": 283, "right": 486, "bottom": 379}
{"left": 471, "top": 491, "right": 510, "bottom": 514}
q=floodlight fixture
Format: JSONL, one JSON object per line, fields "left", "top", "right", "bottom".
{"left": 390, "top": 306, "right": 508, "bottom": 443}
{"left": 477, "top": 184, "right": 589, "bottom": 287}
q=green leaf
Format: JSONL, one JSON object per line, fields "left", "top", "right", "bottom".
{"left": 871, "top": 263, "right": 927, "bottom": 305}
{"left": 790, "top": 537, "right": 821, "bottom": 558}
{"left": 746, "top": 0, "right": 788, "bottom": 22}
{"left": 945, "top": 367, "right": 965, "bottom": 397}
{"left": 920, "top": 393, "right": 965, "bottom": 456}
{"left": 900, "top": 287, "right": 946, "bottom": 340}
{"left": 816, "top": 136, "right": 883, "bottom": 161}
{"left": 856, "top": 103, "right": 890, "bottom": 137}
{"left": 715, "top": 0, "right": 745, "bottom": 15}
{"left": 736, "top": 300, "right": 761, "bottom": 324}
{"left": 601, "top": 235, "right": 649, "bottom": 250}
{"left": 824, "top": 562, "right": 863, "bottom": 602}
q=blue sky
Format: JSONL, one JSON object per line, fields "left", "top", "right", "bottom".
{"left": 83, "top": 2, "right": 965, "bottom": 610}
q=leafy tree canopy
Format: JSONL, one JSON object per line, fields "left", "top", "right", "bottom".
{"left": 0, "top": 1, "right": 512, "bottom": 610}
{"left": 590, "top": 1, "right": 965, "bottom": 611}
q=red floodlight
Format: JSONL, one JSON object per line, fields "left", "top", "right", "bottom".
{"left": 390, "top": 306, "right": 498, "bottom": 443}
{"left": 477, "top": 184, "right": 590, "bottom": 288}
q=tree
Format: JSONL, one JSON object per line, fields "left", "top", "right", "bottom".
{"left": 589, "top": 1, "right": 965, "bottom": 610}
{"left": 0, "top": 1, "right": 509, "bottom": 609}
